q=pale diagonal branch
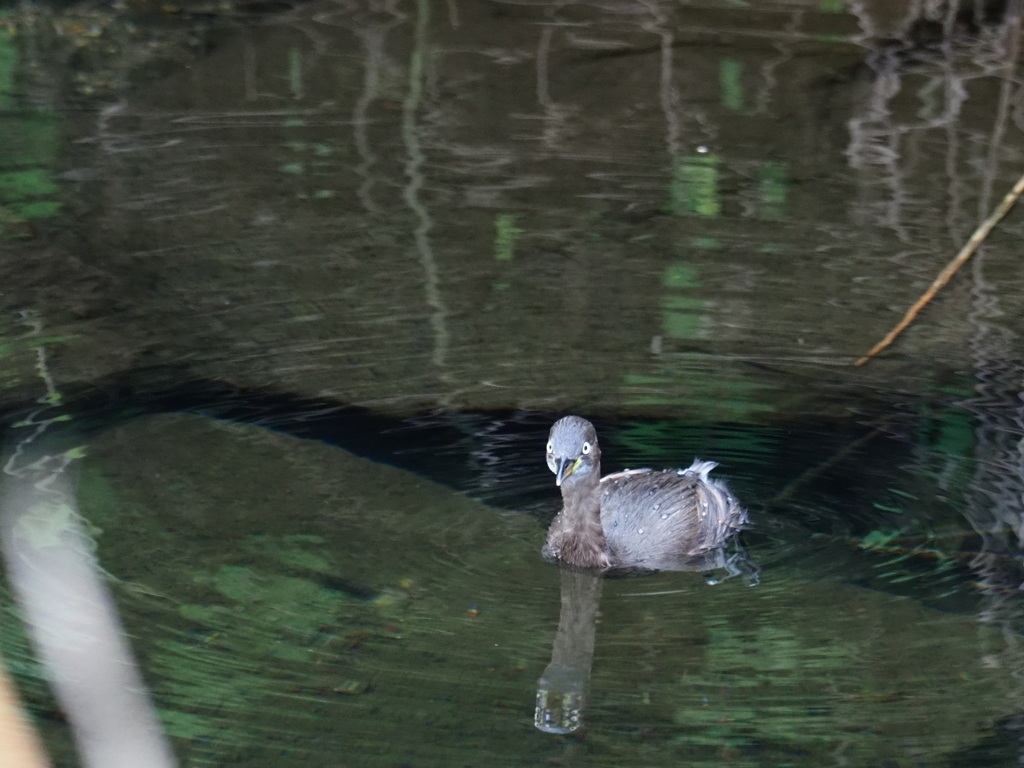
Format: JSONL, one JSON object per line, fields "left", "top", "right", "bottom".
{"left": 856, "top": 170, "right": 1024, "bottom": 366}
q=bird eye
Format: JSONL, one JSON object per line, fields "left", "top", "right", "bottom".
{"left": 546, "top": 441, "right": 553, "bottom": 454}
{"left": 582, "top": 441, "right": 592, "bottom": 455}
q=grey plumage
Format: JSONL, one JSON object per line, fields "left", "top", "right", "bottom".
{"left": 543, "top": 415, "right": 748, "bottom": 571}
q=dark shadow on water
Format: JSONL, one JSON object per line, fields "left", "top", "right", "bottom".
{"left": 0, "top": 365, "right": 925, "bottom": 523}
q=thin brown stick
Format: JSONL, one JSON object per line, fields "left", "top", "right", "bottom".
{"left": 856, "top": 169, "right": 1024, "bottom": 366}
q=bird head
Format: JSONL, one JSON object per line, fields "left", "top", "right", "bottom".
{"left": 546, "top": 416, "right": 601, "bottom": 487}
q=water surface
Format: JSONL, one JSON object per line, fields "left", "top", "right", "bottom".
{"left": 2, "top": 1, "right": 1024, "bottom": 765}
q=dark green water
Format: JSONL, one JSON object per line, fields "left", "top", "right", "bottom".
{"left": 2, "top": 0, "right": 1024, "bottom": 765}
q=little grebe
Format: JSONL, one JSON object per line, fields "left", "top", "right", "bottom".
{"left": 543, "top": 416, "right": 748, "bottom": 571}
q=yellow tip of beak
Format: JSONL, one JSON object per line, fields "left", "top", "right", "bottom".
{"left": 555, "top": 457, "right": 581, "bottom": 487}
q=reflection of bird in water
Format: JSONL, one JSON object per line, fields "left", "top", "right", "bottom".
{"left": 543, "top": 415, "right": 748, "bottom": 571}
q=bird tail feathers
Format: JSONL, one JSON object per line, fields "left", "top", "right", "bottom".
{"left": 683, "top": 459, "right": 719, "bottom": 481}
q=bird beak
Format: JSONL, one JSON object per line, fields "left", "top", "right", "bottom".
{"left": 555, "top": 457, "right": 580, "bottom": 487}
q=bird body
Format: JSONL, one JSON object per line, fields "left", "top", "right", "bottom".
{"left": 543, "top": 416, "right": 748, "bottom": 571}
